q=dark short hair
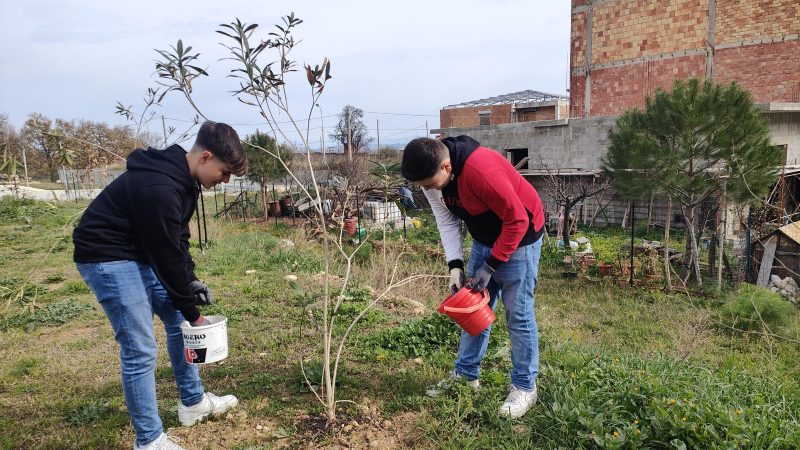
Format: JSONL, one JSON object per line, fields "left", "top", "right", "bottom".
{"left": 195, "top": 121, "right": 248, "bottom": 176}
{"left": 400, "top": 138, "right": 448, "bottom": 181}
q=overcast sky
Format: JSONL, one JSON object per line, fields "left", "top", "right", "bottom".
{"left": 1, "top": 0, "right": 571, "bottom": 148}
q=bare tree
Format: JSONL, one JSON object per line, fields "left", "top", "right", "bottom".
{"left": 329, "top": 105, "right": 373, "bottom": 160}
{"left": 537, "top": 162, "right": 612, "bottom": 248}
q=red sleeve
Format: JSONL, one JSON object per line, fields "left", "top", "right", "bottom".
{"left": 470, "top": 170, "right": 529, "bottom": 264}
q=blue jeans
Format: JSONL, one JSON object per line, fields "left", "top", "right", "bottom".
{"left": 454, "top": 237, "right": 542, "bottom": 390}
{"left": 76, "top": 260, "right": 205, "bottom": 447}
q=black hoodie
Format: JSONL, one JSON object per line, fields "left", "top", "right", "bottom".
{"left": 73, "top": 145, "right": 201, "bottom": 322}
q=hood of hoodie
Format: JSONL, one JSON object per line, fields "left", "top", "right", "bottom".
{"left": 442, "top": 135, "right": 480, "bottom": 178}
{"left": 126, "top": 144, "right": 196, "bottom": 192}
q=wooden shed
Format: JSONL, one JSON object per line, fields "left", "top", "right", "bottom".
{"left": 753, "top": 222, "right": 800, "bottom": 286}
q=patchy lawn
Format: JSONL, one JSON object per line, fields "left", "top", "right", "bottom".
{"left": 1, "top": 197, "right": 799, "bottom": 449}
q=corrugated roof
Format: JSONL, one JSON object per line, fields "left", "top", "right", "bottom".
{"left": 444, "top": 90, "right": 568, "bottom": 109}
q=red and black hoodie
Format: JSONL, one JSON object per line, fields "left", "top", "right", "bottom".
{"left": 432, "top": 135, "right": 544, "bottom": 271}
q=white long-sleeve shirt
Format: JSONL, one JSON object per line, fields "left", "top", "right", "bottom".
{"left": 423, "top": 187, "right": 464, "bottom": 264}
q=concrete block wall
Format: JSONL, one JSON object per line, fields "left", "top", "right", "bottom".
{"left": 766, "top": 112, "right": 800, "bottom": 165}
{"left": 433, "top": 116, "right": 616, "bottom": 171}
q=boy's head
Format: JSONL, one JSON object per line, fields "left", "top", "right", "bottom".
{"left": 189, "top": 121, "right": 248, "bottom": 188}
{"left": 400, "top": 137, "right": 452, "bottom": 190}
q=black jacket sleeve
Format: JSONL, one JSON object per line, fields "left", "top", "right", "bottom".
{"left": 180, "top": 221, "right": 199, "bottom": 282}
{"left": 131, "top": 184, "right": 200, "bottom": 322}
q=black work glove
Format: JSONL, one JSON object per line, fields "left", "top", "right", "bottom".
{"left": 189, "top": 280, "right": 213, "bottom": 306}
{"left": 465, "top": 262, "right": 495, "bottom": 292}
{"left": 449, "top": 267, "right": 466, "bottom": 295}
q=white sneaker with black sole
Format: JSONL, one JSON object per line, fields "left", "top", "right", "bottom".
{"left": 499, "top": 384, "right": 537, "bottom": 418}
{"left": 178, "top": 392, "right": 239, "bottom": 426}
{"left": 425, "top": 370, "right": 480, "bottom": 397}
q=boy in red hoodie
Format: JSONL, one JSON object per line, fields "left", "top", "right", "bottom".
{"left": 401, "top": 136, "right": 544, "bottom": 418}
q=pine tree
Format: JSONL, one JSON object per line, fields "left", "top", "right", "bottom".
{"left": 602, "top": 78, "right": 781, "bottom": 288}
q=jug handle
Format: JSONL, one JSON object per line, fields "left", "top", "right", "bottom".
{"left": 442, "top": 289, "right": 490, "bottom": 314}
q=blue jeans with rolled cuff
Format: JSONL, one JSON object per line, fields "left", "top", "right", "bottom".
{"left": 454, "top": 237, "right": 542, "bottom": 390}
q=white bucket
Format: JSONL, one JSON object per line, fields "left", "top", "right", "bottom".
{"left": 180, "top": 315, "right": 229, "bottom": 364}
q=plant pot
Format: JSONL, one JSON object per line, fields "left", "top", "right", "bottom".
{"left": 598, "top": 263, "right": 613, "bottom": 276}
{"left": 279, "top": 196, "right": 293, "bottom": 215}
{"left": 267, "top": 201, "right": 281, "bottom": 217}
{"left": 343, "top": 218, "right": 357, "bottom": 236}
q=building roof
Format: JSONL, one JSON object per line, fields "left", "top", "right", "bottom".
{"left": 778, "top": 222, "right": 800, "bottom": 246}
{"left": 443, "top": 90, "right": 568, "bottom": 109}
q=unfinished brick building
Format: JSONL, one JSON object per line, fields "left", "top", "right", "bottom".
{"left": 440, "top": 90, "right": 569, "bottom": 129}
{"left": 433, "top": 0, "right": 800, "bottom": 228}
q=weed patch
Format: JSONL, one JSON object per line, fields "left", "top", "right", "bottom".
{"left": 718, "top": 284, "right": 795, "bottom": 334}
{"left": 1, "top": 299, "right": 95, "bottom": 331}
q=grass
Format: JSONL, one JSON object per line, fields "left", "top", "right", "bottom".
{"left": 0, "top": 197, "right": 798, "bottom": 449}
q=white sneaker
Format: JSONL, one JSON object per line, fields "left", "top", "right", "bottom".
{"left": 178, "top": 392, "right": 239, "bottom": 426}
{"left": 425, "top": 370, "right": 480, "bottom": 397}
{"left": 134, "top": 433, "right": 187, "bottom": 450}
{"left": 499, "top": 384, "right": 537, "bottom": 418}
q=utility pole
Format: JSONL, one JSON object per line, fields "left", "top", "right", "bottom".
{"left": 425, "top": 121, "right": 429, "bottom": 137}
{"left": 346, "top": 107, "right": 353, "bottom": 161}
{"left": 717, "top": 176, "right": 728, "bottom": 289}
{"left": 19, "top": 143, "right": 29, "bottom": 186}
{"left": 376, "top": 119, "right": 380, "bottom": 150}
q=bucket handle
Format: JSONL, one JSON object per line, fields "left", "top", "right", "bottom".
{"left": 442, "top": 289, "right": 490, "bottom": 314}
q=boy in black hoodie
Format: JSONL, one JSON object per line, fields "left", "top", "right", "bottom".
{"left": 73, "top": 121, "right": 247, "bottom": 450}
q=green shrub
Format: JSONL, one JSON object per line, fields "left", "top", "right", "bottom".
{"left": 0, "top": 197, "right": 56, "bottom": 223}
{"left": 360, "top": 313, "right": 462, "bottom": 358}
{"left": 353, "top": 241, "right": 373, "bottom": 264}
{"left": 65, "top": 400, "right": 111, "bottom": 426}
{"left": 718, "top": 284, "right": 794, "bottom": 333}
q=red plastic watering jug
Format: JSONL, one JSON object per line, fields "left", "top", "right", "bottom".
{"left": 437, "top": 287, "right": 495, "bottom": 336}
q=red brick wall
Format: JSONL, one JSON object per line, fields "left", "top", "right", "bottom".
{"left": 515, "top": 106, "right": 558, "bottom": 122}
{"left": 591, "top": 0, "right": 707, "bottom": 65}
{"left": 716, "top": 0, "right": 800, "bottom": 43}
{"left": 570, "top": 0, "right": 800, "bottom": 117}
{"left": 714, "top": 40, "right": 800, "bottom": 103}
{"left": 440, "top": 104, "right": 560, "bottom": 128}
{"left": 569, "top": 75, "right": 586, "bottom": 118}
{"left": 588, "top": 55, "right": 706, "bottom": 116}
{"left": 571, "top": 11, "right": 587, "bottom": 69}
{"left": 440, "top": 104, "right": 513, "bottom": 128}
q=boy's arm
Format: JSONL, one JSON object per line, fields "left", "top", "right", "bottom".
{"left": 423, "top": 188, "right": 464, "bottom": 269}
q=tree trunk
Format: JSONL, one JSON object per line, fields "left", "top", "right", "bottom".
{"left": 664, "top": 197, "right": 672, "bottom": 293}
{"left": 261, "top": 184, "right": 268, "bottom": 221}
{"left": 684, "top": 205, "right": 703, "bottom": 287}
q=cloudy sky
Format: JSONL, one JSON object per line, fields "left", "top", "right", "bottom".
{"left": 1, "top": 0, "right": 571, "bottom": 148}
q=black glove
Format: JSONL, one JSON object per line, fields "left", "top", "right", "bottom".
{"left": 466, "top": 262, "right": 495, "bottom": 292}
{"left": 449, "top": 268, "right": 465, "bottom": 295}
{"left": 189, "top": 280, "right": 213, "bottom": 306}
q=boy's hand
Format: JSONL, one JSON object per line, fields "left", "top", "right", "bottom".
{"left": 466, "top": 262, "right": 495, "bottom": 292}
{"left": 189, "top": 280, "right": 213, "bottom": 306}
{"left": 449, "top": 268, "right": 465, "bottom": 295}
